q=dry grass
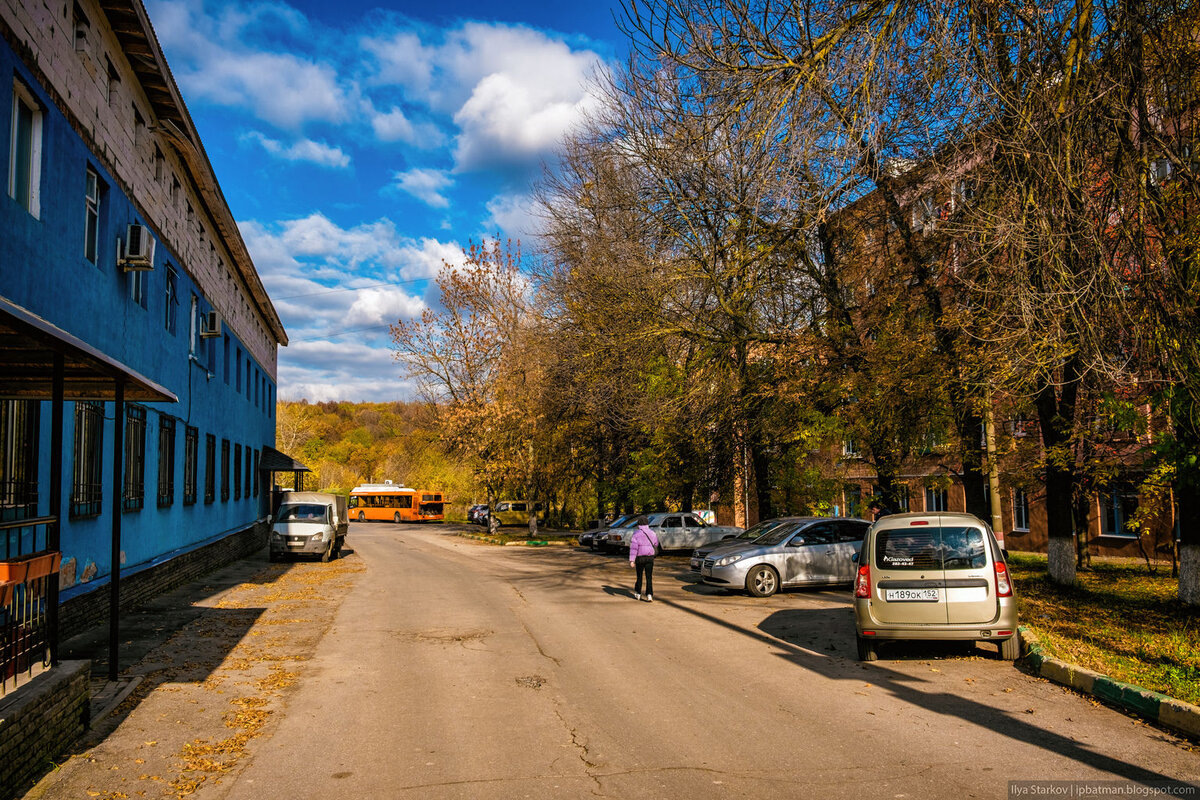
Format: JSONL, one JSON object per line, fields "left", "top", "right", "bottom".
{"left": 1009, "top": 551, "right": 1200, "bottom": 705}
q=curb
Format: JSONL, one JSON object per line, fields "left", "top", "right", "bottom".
{"left": 458, "top": 532, "right": 570, "bottom": 547}
{"left": 1020, "top": 626, "right": 1200, "bottom": 740}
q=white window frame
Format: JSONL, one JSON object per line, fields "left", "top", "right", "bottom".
{"left": 9, "top": 81, "right": 43, "bottom": 218}
{"left": 85, "top": 167, "right": 100, "bottom": 263}
{"left": 1013, "top": 487, "right": 1030, "bottom": 532}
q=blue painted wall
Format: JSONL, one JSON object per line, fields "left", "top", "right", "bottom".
{"left": 1, "top": 37, "right": 278, "bottom": 599}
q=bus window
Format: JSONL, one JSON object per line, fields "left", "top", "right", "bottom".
{"left": 348, "top": 496, "right": 359, "bottom": 508}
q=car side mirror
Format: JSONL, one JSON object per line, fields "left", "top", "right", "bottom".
{"left": 788, "top": 537, "right": 805, "bottom": 547}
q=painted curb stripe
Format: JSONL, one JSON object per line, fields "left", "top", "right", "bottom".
{"left": 1019, "top": 625, "right": 1199, "bottom": 740}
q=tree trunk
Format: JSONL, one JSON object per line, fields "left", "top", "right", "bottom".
{"left": 752, "top": 434, "right": 774, "bottom": 522}
{"left": 1034, "top": 362, "right": 1081, "bottom": 585}
{"left": 1176, "top": 409, "right": 1200, "bottom": 605}
{"left": 957, "top": 411, "right": 989, "bottom": 520}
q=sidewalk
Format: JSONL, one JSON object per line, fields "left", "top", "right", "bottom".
{"left": 23, "top": 547, "right": 364, "bottom": 799}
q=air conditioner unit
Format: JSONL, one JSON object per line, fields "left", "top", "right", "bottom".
{"left": 119, "top": 224, "right": 156, "bottom": 270}
{"left": 199, "top": 310, "right": 221, "bottom": 337}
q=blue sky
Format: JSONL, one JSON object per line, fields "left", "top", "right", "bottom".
{"left": 145, "top": 0, "right": 625, "bottom": 402}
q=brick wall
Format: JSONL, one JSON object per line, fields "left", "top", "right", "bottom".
{"left": 0, "top": 660, "right": 90, "bottom": 800}
{"left": 59, "top": 521, "right": 267, "bottom": 642}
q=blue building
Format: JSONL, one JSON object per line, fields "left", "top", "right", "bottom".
{"left": 0, "top": 0, "right": 288, "bottom": 695}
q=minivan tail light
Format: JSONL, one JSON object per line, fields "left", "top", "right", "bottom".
{"left": 854, "top": 564, "right": 871, "bottom": 598}
{"left": 994, "top": 561, "right": 1013, "bottom": 597}
{"left": 909, "top": 520, "right": 929, "bottom": 526}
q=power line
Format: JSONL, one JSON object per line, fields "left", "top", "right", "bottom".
{"left": 289, "top": 323, "right": 397, "bottom": 343}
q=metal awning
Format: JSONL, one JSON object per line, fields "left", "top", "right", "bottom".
{"left": 0, "top": 296, "right": 177, "bottom": 402}
{"left": 260, "top": 446, "right": 310, "bottom": 473}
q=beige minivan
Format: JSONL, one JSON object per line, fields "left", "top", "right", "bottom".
{"left": 853, "top": 512, "right": 1018, "bottom": 661}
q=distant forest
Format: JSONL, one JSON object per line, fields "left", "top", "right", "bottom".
{"left": 275, "top": 400, "right": 483, "bottom": 519}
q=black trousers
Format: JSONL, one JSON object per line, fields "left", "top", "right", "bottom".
{"left": 634, "top": 555, "right": 655, "bottom": 596}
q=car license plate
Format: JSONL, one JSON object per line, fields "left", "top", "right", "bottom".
{"left": 885, "top": 588, "right": 939, "bottom": 602}
{"left": 701, "top": 564, "right": 712, "bottom": 577}
{"left": 287, "top": 537, "right": 305, "bottom": 545}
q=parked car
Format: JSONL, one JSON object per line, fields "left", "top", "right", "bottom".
{"left": 852, "top": 512, "right": 1018, "bottom": 662}
{"left": 696, "top": 517, "right": 868, "bottom": 597}
{"left": 606, "top": 511, "right": 742, "bottom": 553}
{"left": 689, "top": 516, "right": 802, "bottom": 571}
{"left": 598, "top": 516, "right": 641, "bottom": 553}
{"left": 467, "top": 504, "right": 489, "bottom": 526}
{"left": 491, "top": 500, "right": 546, "bottom": 527}
{"left": 269, "top": 492, "right": 348, "bottom": 563}
{"left": 579, "top": 514, "right": 635, "bottom": 549}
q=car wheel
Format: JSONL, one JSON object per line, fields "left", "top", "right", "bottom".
{"left": 394, "top": 512, "right": 401, "bottom": 524}
{"left": 321, "top": 540, "right": 333, "bottom": 563}
{"left": 268, "top": 551, "right": 279, "bottom": 563}
{"left": 358, "top": 511, "right": 366, "bottom": 522}
{"left": 745, "top": 565, "right": 779, "bottom": 597}
{"left": 857, "top": 634, "right": 878, "bottom": 662}
{"left": 999, "top": 634, "right": 1020, "bottom": 661}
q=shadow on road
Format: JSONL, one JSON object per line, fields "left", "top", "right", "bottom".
{"left": 653, "top": 598, "right": 1183, "bottom": 784}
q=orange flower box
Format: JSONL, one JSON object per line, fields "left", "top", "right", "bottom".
{"left": 0, "top": 581, "right": 13, "bottom": 607}
{"left": 0, "top": 551, "right": 62, "bottom": 583}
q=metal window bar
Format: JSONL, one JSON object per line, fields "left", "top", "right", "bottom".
{"left": 234, "top": 443, "right": 241, "bottom": 501}
{"left": 1, "top": 571, "right": 51, "bottom": 695}
{"left": 184, "top": 426, "right": 198, "bottom": 505}
{"left": 157, "top": 416, "right": 175, "bottom": 507}
{"left": 204, "top": 434, "right": 216, "bottom": 504}
{"left": 221, "top": 440, "right": 230, "bottom": 501}
{"left": 1, "top": 400, "right": 39, "bottom": 526}
{"left": 123, "top": 406, "right": 146, "bottom": 512}
{"left": 71, "top": 401, "right": 104, "bottom": 518}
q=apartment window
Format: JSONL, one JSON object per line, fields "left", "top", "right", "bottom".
{"left": 129, "top": 265, "right": 147, "bottom": 308}
{"left": 104, "top": 57, "right": 120, "bottom": 105}
{"left": 157, "top": 416, "right": 175, "bottom": 507}
{"left": 925, "top": 485, "right": 949, "bottom": 512}
{"left": 842, "top": 438, "right": 861, "bottom": 458}
{"left": 123, "top": 406, "right": 146, "bottom": 512}
{"left": 221, "top": 439, "right": 230, "bottom": 501}
{"left": 0, "top": 400, "right": 39, "bottom": 524}
{"left": 236, "top": 349, "right": 242, "bottom": 392}
{"left": 252, "top": 450, "right": 260, "bottom": 498}
{"left": 1101, "top": 490, "right": 1139, "bottom": 538}
{"left": 234, "top": 443, "right": 242, "bottom": 501}
{"left": 163, "top": 266, "right": 179, "bottom": 334}
{"left": 254, "top": 369, "right": 260, "bottom": 407}
{"left": 873, "top": 484, "right": 910, "bottom": 513}
{"left": 223, "top": 335, "right": 230, "bottom": 383}
{"left": 1013, "top": 488, "right": 1030, "bottom": 532}
{"left": 154, "top": 146, "right": 165, "bottom": 182}
{"left": 72, "top": 1, "right": 90, "bottom": 51}
{"left": 9, "top": 81, "right": 43, "bottom": 217}
{"left": 84, "top": 168, "right": 102, "bottom": 263}
{"left": 245, "top": 361, "right": 251, "bottom": 398}
{"left": 845, "top": 484, "right": 863, "bottom": 519}
{"left": 204, "top": 434, "right": 216, "bottom": 504}
{"left": 183, "top": 425, "right": 198, "bottom": 505}
{"left": 189, "top": 294, "right": 199, "bottom": 356}
{"left": 244, "top": 444, "right": 252, "bottom": 498}
{"left": 71, "top": 402, "right": 104, "bottom": 518}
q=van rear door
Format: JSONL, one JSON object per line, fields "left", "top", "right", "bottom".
{"left": 940, "top": 525, "right": 997, "bottom": 624}
{"left": 870, "top": 522, "right": 948, "bottom": 625}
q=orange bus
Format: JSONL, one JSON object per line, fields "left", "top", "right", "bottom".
{"left": 348, "top": 482, "right": 445, "bottom": 523}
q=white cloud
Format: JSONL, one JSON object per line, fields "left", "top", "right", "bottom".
{"left": 369, "top": 106, "right": 445, "bottom": 147}
{"left": 483, "top": 192, "right": 542, "bottom": 239}
{"left": 277, "top": 339, "right": 417, "bottom": 402}
{"left": 363, "top": 21, "right": 605, "bottom": 173}
{"left": 150, "top": 0, "right": 352, "bottom": 128}
{"left": 394, "top": 168, "right": 453, "bottom": 208}
{"left": 245, "top": 132, "right": 350, "bottom": 167}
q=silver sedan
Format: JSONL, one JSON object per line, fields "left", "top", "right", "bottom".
{"left": 696, "top": 517, "right": 870, "bottom": 597}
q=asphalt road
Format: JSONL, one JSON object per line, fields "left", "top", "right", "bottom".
{"left": 210, "top": 522, "right": 1199, "bottom": 800}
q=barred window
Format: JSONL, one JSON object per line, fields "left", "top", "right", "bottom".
{"left": 234, "top": 443, "right": 242, "bottom": 501}
{"left": 243, "top": 444, "right": 251, "bottom": 499}
{"left": 204, "top": 434, "right": 216, "bottom": 504}
{"left": 157, "top": 415, "right": 175, "bottom": 507}
{"left": 71, "top": 401, "right": 104, "bottom": 518}
{"left": 220, "top": 439, "right": 230, "bottom": 501}
{"left": 183, "top": 426, "right": 198, "bottom": 505}
{"left": 252, "top": 449, "right": 259, "bottom": 498}
{"left": 123, "top": 406, "right": 146, "bottom": 512}
{"left": 0, "top": 400, "right": 39, "bottom": 522}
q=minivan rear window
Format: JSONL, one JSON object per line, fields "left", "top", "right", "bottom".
{"left": 876, "top": 526, "right": 987, "bottom": 570}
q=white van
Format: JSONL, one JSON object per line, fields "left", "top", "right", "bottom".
{"left": 270, "top": 492, "right": 348, "bottom": 562}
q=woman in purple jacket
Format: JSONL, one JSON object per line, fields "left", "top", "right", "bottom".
{"left": 629, "top": 515, "right": 660, "bottom": 602}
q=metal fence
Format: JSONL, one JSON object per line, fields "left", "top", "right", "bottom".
{"left": 1, "top": 572, "right": 50, "bottom": 695}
